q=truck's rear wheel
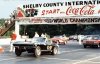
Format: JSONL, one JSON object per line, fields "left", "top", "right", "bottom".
{"left": 15, "top": 48, "right": 22, "bottom": 56}
{"left": 34, "top": 46, "right": 41, "bottom": 57}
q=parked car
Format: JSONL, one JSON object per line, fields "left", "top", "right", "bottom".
{"left": 82, "top": 35, "right": 100, "bottom": 48}
{"left": 81, "top": 35, "right": 92, "bottom": 42}
{"left": 13, "top": 37, "right": 59, "bottom": 57}
{"left": 69, "top": 35, "right": 79, "bottom": 41}
{"left": 51, "top": 35, "right": 69, "bottom": 45}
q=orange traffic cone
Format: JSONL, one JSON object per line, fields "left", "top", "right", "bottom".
{"left": 0, "top": 46, "right": 4, "bottom": 53}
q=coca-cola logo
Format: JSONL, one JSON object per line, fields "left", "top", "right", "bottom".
{"left": 66, "top": 5, "right": 95, "bottom": 15}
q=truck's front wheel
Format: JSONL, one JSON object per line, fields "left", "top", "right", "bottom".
{"left": 15, "top": 48, "right": 22, "bottom": 56}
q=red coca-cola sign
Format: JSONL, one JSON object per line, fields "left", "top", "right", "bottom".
{"left": 66, "top": 5, "right": 95, "bottom": 15}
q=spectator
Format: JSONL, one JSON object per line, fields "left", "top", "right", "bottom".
{"left": 34, "top": 32, "right": 39, "bottom": 37}
{"left": 45, "top": 33, "right": 50, "bottom": 39}
{"left": 10, "top": 18, "right": 14, "bottom": 23}
{"left": 41, "top": 33, "right": 45, "bottom": 38}
{"left": 5, "top": 20, "right": 8, "bottom": 28}
{"left": 0, "top": 26, "right": 3, "bottom": 33}
{"left": 10, "top": 31, "right": 17, "bottom": 52}
{"left": 78, "top": 35, "right": 82, "bottom": 45}
{"left": 8, "top": 20, "right": 11, "bottom": 25}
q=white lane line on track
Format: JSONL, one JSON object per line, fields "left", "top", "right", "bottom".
{"left": 58, "top": 49, "right": 85, "bottom": 54}
{"left": 73, "top": 56, "right": 100, "bottom": 64}
{"left": 42, "top": 57, "right": 78, "bottom": 61}
{"left": 0, "top": 57, "right": 32, "bottom": 62}
{"left": 0, "top": 58, "right": 17, "bottom": 62}
{"left": 88, "top": 61, "right": 100, "bottom": 63}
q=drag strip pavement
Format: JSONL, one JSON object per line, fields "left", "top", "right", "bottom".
{"left": 0, "top": 48, "right": 85, "bottom": 63}
{"left": 0, "top": 57, "right": 33, "bottom": 62}
{"left": 0, "top": 58, "right": 17, "bottom": 62}
{"left": 1, "top": 41, "right": 100, "bottom": 64}
{"left": 73, "top": 56, "right": 100, "bottom": 64}
{"left": 58, "top": 49, "right": 85, "bottom": 54}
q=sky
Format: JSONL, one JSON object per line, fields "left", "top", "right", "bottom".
{"left": 0, "top": 0, "right": 66, "bottom": 19}
{"left": 0, "top": 0, "right": 93, "bottom": 18}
